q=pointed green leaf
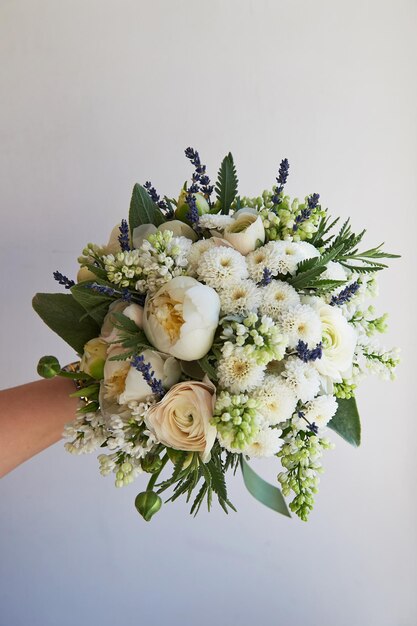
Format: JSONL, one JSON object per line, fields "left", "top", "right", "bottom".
{"left": 129, "top": 183, "right": 166, "bottom": 232}
{"left": 240, "top": 457, "right": 291, "bottom": 517}
{"left": 71, "top": 280, "right": 114, "bottom": 325}
{"left": 328, "top": 397, "right": 361, "bottom": 447}
{"left": 215, "top": 153, "right": 238, "bottom": 214}
{"left": 32, "top": 293, "right": 100, "bottom": 354}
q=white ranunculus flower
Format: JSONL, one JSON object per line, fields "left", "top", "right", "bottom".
{"left": 102, "top": 346, "right": 181, "bottom": 406}
{"left": 223, "top": 212, "right": 265, "bottom": 255}
{"left": 143, "top": 276, "right": 220, "bottom": 361}
{"left": 314, "top": 302, "right": 357, "bottom": 381}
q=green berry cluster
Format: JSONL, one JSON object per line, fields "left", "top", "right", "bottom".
{"left": 212, "top": 391, "right": 261, "bottom": 449}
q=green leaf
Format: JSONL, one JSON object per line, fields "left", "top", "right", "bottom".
{"left": 328, "top": 397, "right": 361, "bottom": 446}
{"left": 197, "top": 355, "right": 218, "bottom": 381}
{"left": 215, "top": 153, "right": 238, "bottom": 215}
{"left": 32, "top": 293, "right": 100, "bottom": 354}
{"left": 129, "top": 183, "right": 166, "bottom": 232}
{"left": 240, "top": 457, "right": 291, "bottom": 517}
{"left": 71, "top": 281, "right": 114, "bottom": 325}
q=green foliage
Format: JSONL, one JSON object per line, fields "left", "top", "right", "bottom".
{"left": 129, "top": 183, "right": 166, "bottom": 233}
{"left": 215, "top": 153, "right": 238, "bottom": 215}
{"left": 156, "top": 445, "right": 236, "bottom": 516}
{"left": 197, "top": 354, "right": 218, "bottom": 381}
{"left": 71, "top": 280, "right": 114, "bottom": 325}
{"left": 32, "top": 293, "right": 100, "bottom": 354}
{"left": 328, "top": 397, "right": 361, "bottom": 446}
{"left": 289, "top": 244, "right": 344, "bottom": 291}
{"left": 241, "top": 457, "right": 291, "bottom": 517}
{"left": 107, "top": 312, "right": 151, "bottom": 361}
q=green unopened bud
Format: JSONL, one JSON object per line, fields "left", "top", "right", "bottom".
{"left": 175, "top": 189, "right": 210, "bottom": 224}
{"left": 135, "top": 491, "right": 162, "bottom": 522}
{"left": 37, "top": 355, "right": 61, "bottom": 379}
{"left": 141, "top": 454, "right": 163, "bottom": 473}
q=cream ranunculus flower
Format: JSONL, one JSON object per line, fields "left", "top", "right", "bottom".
{"left": 102, "top": 346, "right": 181, "bottom": 406}
{"left": 143, "top": 276, "right": 220, "bottom": 361}
{"left": 132, "top": 220, "right": 197, "bottom": 249}
{"left": 314, "top": 301, "right": 357, "bottom": 382}
{"left": 223, "top": 210, "right": 265, "bottom": 255}
{"left": 145, "top": 377, "right": 217, "bottom": 462}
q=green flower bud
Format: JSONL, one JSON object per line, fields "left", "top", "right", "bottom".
{"left": 175, "top": 189, "right": 210, "bottom": 224}
{"left": 37, "top": 355, "right": 61, "bottom": 379}
{"left": 141, "top": 454, "right": 163, "bottom": 473}
{"left": 135, "top": 491, "right": 162, "bottom": 522}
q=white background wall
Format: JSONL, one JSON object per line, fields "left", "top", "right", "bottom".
{"left": 1, "top": 1, "right": 416, "bottom": 624}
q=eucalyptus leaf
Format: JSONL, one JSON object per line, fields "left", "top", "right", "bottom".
{"left": 71, "top": 281, "right": 114, "bottom": 325}
{"left": 32, "top": 293, "right": 100, "bottom": 354}
{"left": 240, "top": 457, "right": 291, "bottom": 517}
{"left": 129, "top": 183, "right": 166, "bottom": 232}
{"left": 328, "top": 397, "right": 361, "bottom": 447}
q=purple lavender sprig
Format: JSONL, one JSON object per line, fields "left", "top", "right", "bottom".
{"left": 257, "top": 267, "right": 273, "bottom": 287}
{"left": 131, "top": 354, "right": 165, "bottom": 398}
{"left": 186, "top": 192, "right": 201, "bottom": 232}
{"left": 330, "top": 281, "right": 360, "bottom": 306}
{"left": 271, "top": 158, "right": 290, "bottom": 205}
{"left": 296, "top": 340, "right": 322, "bottom": 363}
{"left": 144, "top": 181, "right": 172, "bottom": 216}
{"left": 292, "top": 193, "right": 320, "bottom": 232}
{"left": 184, "top": 147, "right": 214, "bottom": 201}
{"left": 118, "top": 219, "right": 130, "bottom": 252}
{"left": 87, "top": 283, "right": 134, "bottom": 303}
{"left": 53, "top": 271, "right": 75, "bottom": 289}
{"left": 297, "top": 410, "right": 319, "bottom": 434}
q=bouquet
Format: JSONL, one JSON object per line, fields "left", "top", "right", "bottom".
{"left": 33, "top": 148, "right": 399, "bottom": 522}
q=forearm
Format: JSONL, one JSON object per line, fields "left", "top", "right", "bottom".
{"left": 0, "top": 378, "right": 78, "bottom": 478}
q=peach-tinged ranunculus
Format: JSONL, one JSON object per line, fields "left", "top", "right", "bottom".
{"left": 145, "top": 377, "right": 217, "bottom": 462}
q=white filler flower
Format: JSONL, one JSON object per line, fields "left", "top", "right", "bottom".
{"left": 282, "top": 357, "right": 321, "bottom": 403}
{"left": 254, "top": 375, "right": 298, "bottom": 425}
{"left": 197, "top": 245, "right": 248, "bottom": 289}
{"left": 302, "top": 395, "right": 338, "bottom": 430}
{"left": 219, "top": 280, "right": 261, "bottom": 315}
{"left": 259, "top": 280, "right": 300, "bottom": 319}
{"left": 244, "top": 426, "right": 282, "bottom": 458}
{"left": 143, "top": 276, "right": 220, "bottom": 361}
{"left": 279, "top": 304, "right": 322, "bottom": 348}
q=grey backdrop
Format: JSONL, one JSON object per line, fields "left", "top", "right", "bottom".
{"left": 1, "top": 1, "right": 416, "bottom": 625}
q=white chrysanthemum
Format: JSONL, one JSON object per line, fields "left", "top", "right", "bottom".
{"left": 217, "top": 347, "right": 265, "bottom": 393}
{"left": 267, "top": 241, "right": 307, "bottom": 275}
{"left": 245, "top": 242, "right": 280, "bottom": 282}
{"left": 301, "top": 395, "right": 338, "bottom": 430}
{"left": 320, "top": 261, "right": 348, "bottom": 282}
{"left": 187, "top": 239, "right": 217, "bottom": 275}
{"left": 259, "top": 280, "right": 300, "bottom": 319}
{"left": 296, "top": 241, "right": 321, "bottom": 261}
{"left": 279, "top": 304, "right": 322, "bottom": 348}
{"left": 254, "top": 375, "right": 298, "bottom": 425}
{"left": 243, "top": 426, "right": 282, "bottom": 458}
{"left": 282, "top": 357, "right": 321, "bottom": 402}
{"left": 219, "top": 280, "right": 261, "bottom": 315}
{"left": 199, "top": 214, "right": 235, "bottom": 230}
{"left": 197, "top": 245, "right": 248, "bottom": 289}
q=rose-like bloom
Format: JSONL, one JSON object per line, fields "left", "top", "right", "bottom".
{"left": 101, "top": 302, "right": 144, "bottom": 343}
{"left": 313, "top": 301, "right": 357, "bottom": 381}
{"left": 80, "top": 337, "right": 108, "bottom": 379}
{"left": 223, "top": 211, "right": 265, "bottom": 255}
{"left": 132, "top": 221, "right": 197, "bottom": 249}
{"left": 102, "top": 347, "right": 181, "bottom": 406}
{"left": 145, "top": 377, "right": 217, "bottom": 462}
{"left": 143, "top": 276, "right": 220, "bottom": 361}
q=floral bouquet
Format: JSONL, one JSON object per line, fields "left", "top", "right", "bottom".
{"left": 33, "top": 148, "right": 399, "bottom": 522}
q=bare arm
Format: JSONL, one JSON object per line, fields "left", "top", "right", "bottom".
{"left": 0, "top": 378, "right": 78, "bottom": 478}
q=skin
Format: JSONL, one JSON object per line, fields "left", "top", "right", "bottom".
{"left": 0, "top": 378, "right": 78, "bottom": 478}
